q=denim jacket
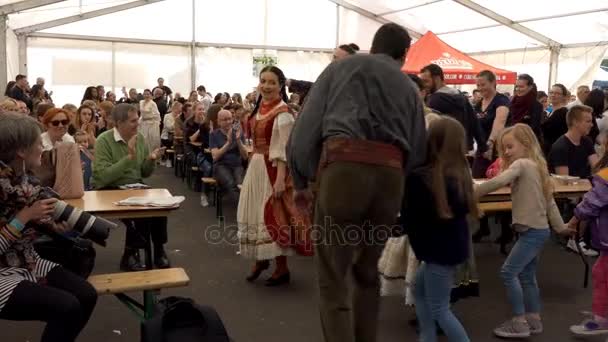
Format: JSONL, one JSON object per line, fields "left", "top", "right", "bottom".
{"left": 574, "top": 168, "right": 608, "bottom": 252}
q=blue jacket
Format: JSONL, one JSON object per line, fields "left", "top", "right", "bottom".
{"left": 574, "top": 168, "right": 608, "bottom": 252}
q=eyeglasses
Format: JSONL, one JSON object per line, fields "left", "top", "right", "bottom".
{"left": 548, "top": 91, "right": 563, "bottom": 96}
{"left": 50, "top": 119, "right": 69, "bottom": 127}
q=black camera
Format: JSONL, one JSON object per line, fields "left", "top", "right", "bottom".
{"left": 40, "top": 187, "right": 114, "bottom": 246}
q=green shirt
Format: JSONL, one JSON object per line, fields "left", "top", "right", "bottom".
{"left": 92, "top": 128, "right": 155, "bottom": 189}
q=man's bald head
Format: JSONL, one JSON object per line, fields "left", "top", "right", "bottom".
{"left": 218, "top": 109, "right": 233, "bottom": 130}
{"left": 153, "top": 88, "right": 164, "bottom": 98}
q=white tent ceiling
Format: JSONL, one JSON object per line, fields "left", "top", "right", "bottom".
{"left": 1, "top": 0, "right": 607, "bottom": 104}
{"left": 1, "top": 0, "right": 607, "bottom": 53}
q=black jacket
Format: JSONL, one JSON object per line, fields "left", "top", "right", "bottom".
{"left": 401, "top": 168, "right": 471, "bottom": 266}
{"left": 428, "top": 92, "right": 486, "bottom": 153}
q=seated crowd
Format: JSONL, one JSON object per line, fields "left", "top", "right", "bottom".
{"left": 0, "top": 28, "right": 608, "bottom": 341}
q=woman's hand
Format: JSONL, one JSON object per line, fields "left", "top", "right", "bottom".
{"left": 273, "top": 177, "right": 286, "bottom": 198}
{"left": 294, "top": 189, "right": 313, "bottom": 215}
{"left": 16, "top": 198, "right": 58, "bottom": 224}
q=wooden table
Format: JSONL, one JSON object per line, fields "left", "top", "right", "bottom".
{"left": 65, "top": 189, "right": 178, "bottom": 219}
{"left": 478, "top": 179, "right": 591, "bottom": 203}
{"left": 66, "top": 189, "right": 180, "bottom": 271}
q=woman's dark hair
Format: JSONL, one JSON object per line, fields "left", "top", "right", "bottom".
{"left": 250, "top": 65, "right": 289, "bottom": 118}
{"left": 143, "top": 89, "right": 152, "bottom": 95}
{"left": 516, "top": 73, "right": 537, "bottom": 96}
{"left": 476, "top": 70, "right": 497, "bottom": 84}
{"left": 4, "top": 81, "right": 16, "bottom": 96}
{"left": 537, "top": 90, "right": 548, "bottom": 100}
{"left": 518, "top": 73, "right": 535, "bottom": 87}
{"left": 206, "top": 103, "right": 222, "bottom": 128}
{"left": 36, "top": 103, "right": 55, "bottom": 120}
{"left": 370, "top": 23, "right": 411, "bottom": 61}
{"left": 81, "top": 86, "right": 98, "bottom": 104}
{"left": 338, "top": 43, "right": 360, "bottom": 55}
{"left": 30, "top": 84, "right": 44, "bottom": 99}
{"left": 552, "top": 83, "right": 569, "bottom": 97}
{"left": 213, "top": 93, "right": 223, "bottom": 104}
{"left": 584, "top": 88, "right": 607, "bottom": 118}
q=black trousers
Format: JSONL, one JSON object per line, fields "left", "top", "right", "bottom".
{"left": 122, "top": 217, "right": 168, "bottom": 250}
{"left": 0, "top": 267, "right": 97, "bottom": 342}
{"left": 213, "top": 164, "right": 244, "bottom": 204}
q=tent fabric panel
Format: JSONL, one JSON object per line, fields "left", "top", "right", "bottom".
{"left": 113, "top": 42, "right": 191, "bottom": 94}
{"left": 27, "top": 36, "right": 113, "bottom": 106}
{"left": 439, "top": 26, "right": 545, "bottom": 53}
{"left": 335, "top": 0, "right": 433, "bottom": 15}
{"left": 470, "top": 0, "right": 608, "bottom": 22}
{"left": 6, "top": 28, "right": 18, "bottom": 81}
{"left": 338, "top": 6, "right": 382, "bottom": 51}
{"left": 42, "top": 0, "right": 192, "bottom": 42}
{"left": 266, "top": 0, "right": 337, "bottom": 48}
{"left": 195, "top": 0, "right": 265, "bottom": 45}
{"left": 7, "top": 0, "right": 134, "bottom": 29}
{"left": 522, "top": 11, "right": 608, "bottom": 46}
{"left": 385, "top": 0, "right": 497, "bottom": 34}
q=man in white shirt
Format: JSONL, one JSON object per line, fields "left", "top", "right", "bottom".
{"left": 567, "top": 85, "right": 591, "bottom": 109}
{"left": 197, "top": 85, "right": 213, "bottom": 113}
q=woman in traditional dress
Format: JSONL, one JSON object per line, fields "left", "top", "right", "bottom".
{"left": 139, "top": 89, "right": 161, "bottom": 156}
{"left": 237, "top": 66, "right": 312, "bottom": 287}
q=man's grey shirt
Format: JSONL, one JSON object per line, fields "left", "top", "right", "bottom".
{"left": 287, "top": 53, "right": 427, "bottom": 190}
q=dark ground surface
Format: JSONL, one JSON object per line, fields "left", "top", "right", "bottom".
{"left": 1, "top": 167, "right": 602, "bottom": 342}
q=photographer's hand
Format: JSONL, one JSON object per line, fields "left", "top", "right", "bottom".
{"left": 16, "top": 198, "right": 57, "bottom": 224}
{"left": 51, "top": 221, "right": 71, "bottom": 234}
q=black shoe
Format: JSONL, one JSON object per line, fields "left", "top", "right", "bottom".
{"left": 154, "top": 247, "right": 171, "bottom": 269}
{"left": 246, "top": 260, "right": 270, "bottom": 282}
{"left": 265, "top": 272, "right": 290, "bottom": 287}
{"left": 120, "top": 249, "right": 146, "bottom": 272}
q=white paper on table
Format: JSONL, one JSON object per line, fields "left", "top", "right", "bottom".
{"left": 115, "top": 196, "right": 186, "bottom": 207}
{"left": 118, "top": 183, "right": 151, "bottom": 190}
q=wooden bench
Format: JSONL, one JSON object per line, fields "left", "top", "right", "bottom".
{"left": 478, "top": 201, "right": 512, "bottom": 214}
{"left": 202, "top": 177, "right": 223, "bottom": 219}
{"left": 89, "top": 268, "right": 190, "bottom": 321}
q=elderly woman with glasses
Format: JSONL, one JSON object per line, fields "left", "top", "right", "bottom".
{"left": 0, "top": 113, "right": 97, "bottom": 342}
{"left": 41, "top": 108, "right": 75, "bottom": 151}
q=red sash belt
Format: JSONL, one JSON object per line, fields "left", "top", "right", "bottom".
{"left": 320, "top": 137, "right": 405, "bottom": 170}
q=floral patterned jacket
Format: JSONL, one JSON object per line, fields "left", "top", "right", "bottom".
{"left": 0, "top": 161, "right": 46, "bottom": 271}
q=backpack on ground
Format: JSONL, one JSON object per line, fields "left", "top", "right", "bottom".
{"left": 141, "top": 296, "right": 231, "bottom": 342}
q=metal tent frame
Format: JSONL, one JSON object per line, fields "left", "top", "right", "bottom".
{"left": 2, "top": 0, "right": 607, "bottom": 93}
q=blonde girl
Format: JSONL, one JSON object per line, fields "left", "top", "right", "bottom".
{"left": 475, "top": 123, "right": 574, "bottom": 338}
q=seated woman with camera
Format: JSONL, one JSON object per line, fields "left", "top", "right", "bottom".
{"left": 0, "top": 113, "right": 97, "bottom": 342}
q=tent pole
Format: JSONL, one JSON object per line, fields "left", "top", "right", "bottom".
{"left": 0, "top": 15, "right": 7, "bottom": 97}
{"left": 548, "top": 45, "right": 560, "bottom": 90}
{"left": 17, "top": 34, "right": 27, "bottom": 75}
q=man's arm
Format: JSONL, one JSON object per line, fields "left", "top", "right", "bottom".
{"left": 287, "top": 68, "right": 332, "bottom": 190}
{"left": 589, "top": 154, "right": 599, "bottom": 169}
{"left": 549, "top": 140, "right": 570, "bottom": 176}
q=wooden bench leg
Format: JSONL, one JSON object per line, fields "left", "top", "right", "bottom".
{"left": 113, "top": 290, "right": 160, "bottom": 321}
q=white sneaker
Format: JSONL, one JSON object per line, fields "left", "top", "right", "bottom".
{"left": 567, "top": 239, "right": 599, "bottom": 257}
{"left": 166, "top": 159, "right": 173, "bottom": 168}
{"left": 200, "top": 194, "right": 209, "bottom": 207}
